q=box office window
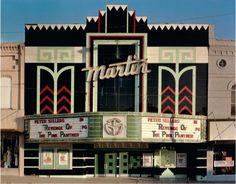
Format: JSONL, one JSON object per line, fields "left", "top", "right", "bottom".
{"left": 40, "top": 146, "right": 71, "bottom": 170}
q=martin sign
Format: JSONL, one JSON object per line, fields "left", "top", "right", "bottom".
{"left": 82, "top": 55, "right": 151, "bottom": 82}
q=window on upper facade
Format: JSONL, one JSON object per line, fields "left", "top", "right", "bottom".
{"left": 1, "top": 77, "right": 11, "bottom": 109}
{"left": 97, "top": 45, "right": 136, "bottom": 112}
{"left": 231, "top": 85, "right": 236, "bottom": 116}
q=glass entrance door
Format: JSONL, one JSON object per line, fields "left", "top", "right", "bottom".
{"left": 119, "top": 152, "right": 129, "bottom": 176}
{"left": 104, "top": 152, "right": 129, "bottom": 176}
{"left": 104, "top": 153, "right": 117, "bottom": 176}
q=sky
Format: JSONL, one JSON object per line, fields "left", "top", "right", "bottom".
{"left": 1, "top": 0, "right": 235, "bottom": 42}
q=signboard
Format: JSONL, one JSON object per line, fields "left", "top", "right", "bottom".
{"left": 176, "top": 153, "right": 187, "bottom": 168}
{"left": 214, "top": 160, "right": 234, "bottom": 167}
{"left": 30, "top": 117, "right": 88, "bottom": 140}
{"left": 142, "top": 117, "right": 202, "bottom": 142}
{"left": 103, "top": 116, "right": 127, "bottom": 138}
{"left": 143, "top": 153, "right": 153, "bottom": 167}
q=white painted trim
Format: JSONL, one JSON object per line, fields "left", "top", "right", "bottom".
{"left": 147, "top": 24, "right": 209, "bottom": 30}
{"left": 107, "top": 5, "right": 127, "bottom": 11}
{"left": 136, "top": 16, "right": 147, "bottom": 22}
{"left": 128, "top": 10, "right": 134, "bottom": 16}
{"left": 100, "top": 10, "right": 106, "bottom": 16}
{"left": 26, "top": 24, "right": 87, "bottom": 30}
{"left": 87, "top": 16, "right": 98, "bottom": 22}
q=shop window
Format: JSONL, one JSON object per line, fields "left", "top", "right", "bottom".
{"left": 1, "top": 134, "right": 19, "bottom": 168}
{"left": 1, "top": 77, "right": 11, "bottom": 109}
{"left": 213, "top": 145, "right": 235, "bottom": 175}
{"left": 40, "top": 146, "right": 71, "bottom": 170}
{"left": 231, "top": 85, "right": 235, "bottom": 116}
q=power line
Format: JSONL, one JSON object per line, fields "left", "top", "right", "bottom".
{"left": 1, "top": 12, "right": 234, "bottom": 34}
{"left": 159, "top": 12, "right": 235, "bottom": 23}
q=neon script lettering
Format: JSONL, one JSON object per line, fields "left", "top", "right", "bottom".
{"left": 82, "top": 55, "right": 151, "bottom": 82}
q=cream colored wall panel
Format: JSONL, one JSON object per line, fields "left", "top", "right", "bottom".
{"left": 147, "top": 47, "right": 208, "bottom": 63}
{"left": 25, "top": 47, "right": 85, "bottom": 63}
{"left": 209, "top": 121, "right": 236, "bottom": 141}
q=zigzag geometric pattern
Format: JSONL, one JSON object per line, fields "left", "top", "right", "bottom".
{"left": 161, "top": 85, "right": 175, "bottom": 114}
{"left": 40, "top": 85, "right": 54, "bottom": 114}
{"left": 179, "top": 85, "right": 192, "bottom": 114}
{"left": 57, "top": 86, "right": 71, "bottom": 113}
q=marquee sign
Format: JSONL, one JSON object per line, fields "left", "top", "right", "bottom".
{"left": 82, "top": 55, "right": 151, "bottom": 82}
{"left": 30, "top": 117, "right": 88, "bottom": 140}
{"left": 142, "top": 117, "right": 202, "bottom": 142}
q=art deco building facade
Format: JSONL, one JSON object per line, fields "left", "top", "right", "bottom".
{"left": 1, "top": 4, "right": 231, "bottom": 181}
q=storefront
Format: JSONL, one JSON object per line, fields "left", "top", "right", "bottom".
{"left": 1, "top": 133, "right": 19, "bottom": 169}
{"left": 24, "top": 4, "right": 209, "bottom": 179}
{"left": 24, "top": 113, "right": 206, "bottom": 179}
{"left": 207, "top": 120, "right": 235, "bottom": 181}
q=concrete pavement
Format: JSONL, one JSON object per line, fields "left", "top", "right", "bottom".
{"left": 1, "top": 175, "right": 234, "bottom": 184}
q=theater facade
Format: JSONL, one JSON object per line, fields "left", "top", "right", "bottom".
{"left": 24, "top": 5, "right": 209, "bottom": 180}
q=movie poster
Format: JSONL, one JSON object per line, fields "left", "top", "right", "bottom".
{"left": 58, "top": 150, "right": 69, "bottom": 166}
{"left": 42, "top": 150, "right": 53, "bottom": 166}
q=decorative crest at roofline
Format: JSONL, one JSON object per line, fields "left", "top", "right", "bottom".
{"left": 148, "top": 24, "right": 209, "bottom": 30}
{"left": 107, "top": 4, "right": 127, "bottom": 11}
{"left": 25, "top": 24, "right": 86, "bottom": 30}
{"left": 136, "top": 16, "right": 147, "bottom": 22}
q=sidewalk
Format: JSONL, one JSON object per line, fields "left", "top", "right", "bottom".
{"left": 1, "top": 175, "right": 234, "bottom": 184}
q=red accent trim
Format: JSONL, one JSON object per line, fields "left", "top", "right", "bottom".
{"left": 98, "top": 11, "right": 100, "bottom": 33}
{"left": 40, "top": 85, "right": 53, "bottom": 95}
{"left": 179, "top": 106, "right": 192, "bottom": 114}
{"left": 162, "top": 96, "right": 175, "bottom": 105}
{"left": 141, "top": 74, "right": 144, "bottom": 112}
{"left": 57, "top": 96, "right": 71, "bottom": 105}
{"left": 133, "top": 11, "right": 136, "bottom": 33}
{"left": 90, "top": 35, "right": 144, "bottom": 40}
{"left": 57, "top": 105, "right": 70, "bottom": 113}
{"left": 40, "top": 96, "right": 53, "bottom": 105}
{"left": 40, "top": 105, "right": 53, "bottom": 114}
{"left": 57, "top": 86, "right": 71, "bottom": 95}
{"left": 89, "top": 35, "right": 144, "bottom": 113}
{"left": 162, "top": 105, "right": 175, "bottom": 114}
{"left": 161, "top": 86, "right": 175, "bottom": 95}
{"left": 179, "top": 96, "right": 192, "bottom": 105}
{"left": 179, "top": 85, "right": 192, "bottom": 95}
